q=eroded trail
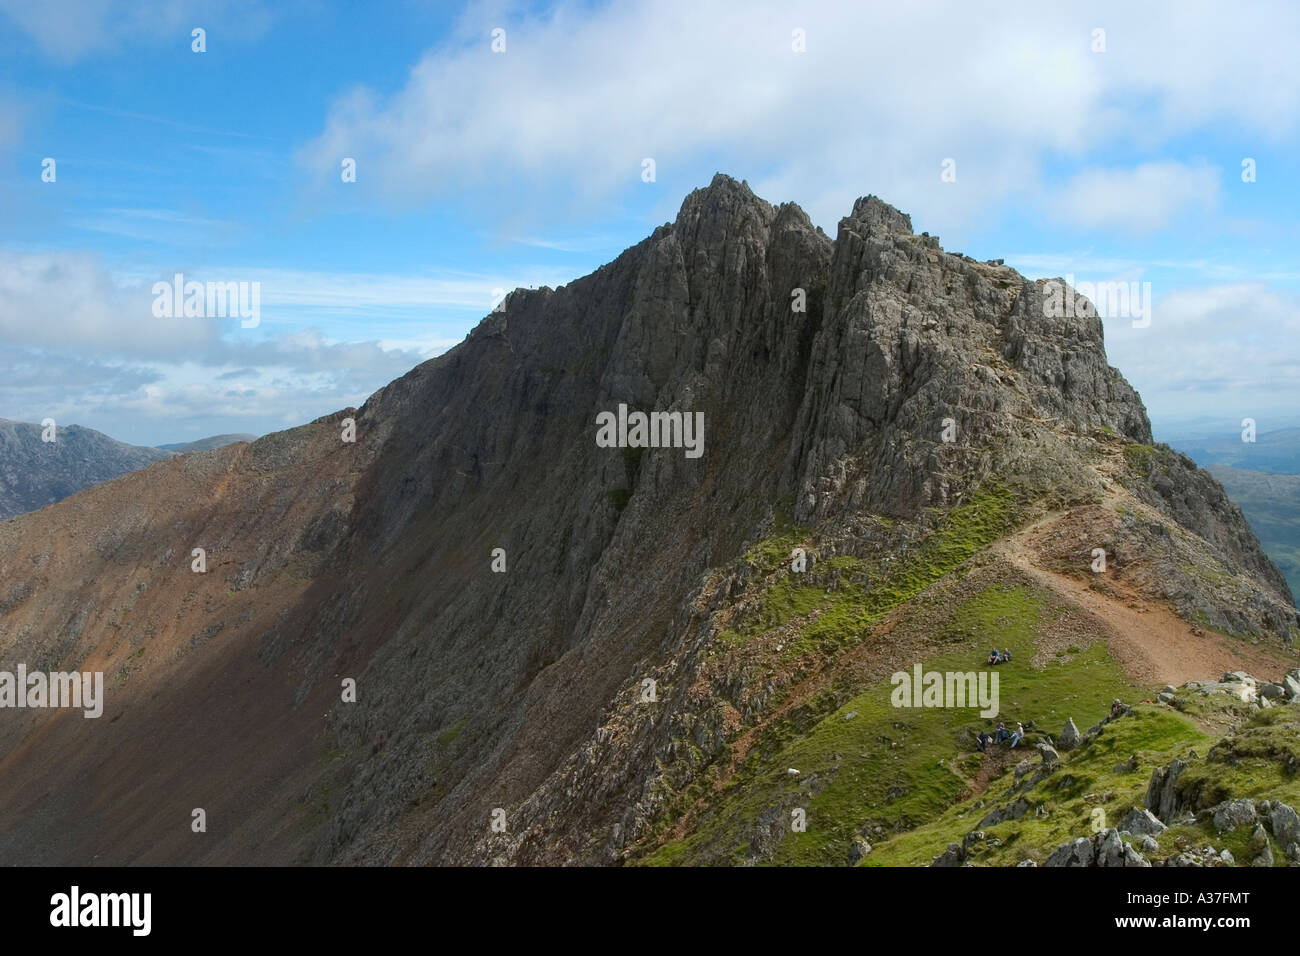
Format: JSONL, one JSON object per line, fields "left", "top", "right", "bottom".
{"left": 993, "top": 509, "right": 1295, "bottom": 686}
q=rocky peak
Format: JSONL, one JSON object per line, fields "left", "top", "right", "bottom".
{"left": 0, "top": 176, "right": 1292, "bottom": 871}
{"left": 846, "top": 194, "right": 913, "bottom": 235}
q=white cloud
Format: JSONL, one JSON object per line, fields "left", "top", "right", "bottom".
{"left": 295, "top": 0, "right": 1300, "bottom": 232}
{"left": 0, "top": 0, "right": 271, "bottom": 62}
{"left": 1051, "top": 162, "right": 1219, "bottom": 233}
{"left": 0, "top": 249, "right": 577, "bottom": 441}
{"left": 1103, "top": 283, "right": 1300, "bottom": 420}
{"left": 0, "top": 251, "right": 220, "bottom": 358}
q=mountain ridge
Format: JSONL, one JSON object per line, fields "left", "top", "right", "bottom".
{"left": 0, "top": 418, "right": 173, "bottom": 521}
{"left": 0, "top": 175, "right": 1294, "bottom": 867}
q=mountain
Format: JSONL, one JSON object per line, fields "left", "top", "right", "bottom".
{"left": 1174, "top": 426, "right": 1300, "bottom": 474}
{"left": 0, "top": 418, "right": 172, "bottom": 521}
{"left": 1208, "top": 466, "right": 1300, "bottom": 598}
{"left": 158, "top": 434, "right": 258, "bottom": 454}
{"left": 0, "top": 175, "right": 1296, "bottom": 867}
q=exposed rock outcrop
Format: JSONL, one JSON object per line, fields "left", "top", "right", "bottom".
{"left": 1045, "top": 828, "right": 1150, "bottom": 867}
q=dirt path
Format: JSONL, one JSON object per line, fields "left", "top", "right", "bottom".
{"left": 994, "top": 511, "right": 1295, "bottom": 687}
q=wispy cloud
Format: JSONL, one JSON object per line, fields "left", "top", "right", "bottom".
{"left": 56, "top": 98, "right": 281, "bottom": 142}
{"left": 0, "top": 0, "right": 273, "bottom": 63}
{"left": 1048, "top": 162, "right": 1220, "bottom": 234}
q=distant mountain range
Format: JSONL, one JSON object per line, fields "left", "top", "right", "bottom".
{"left": 1174, "top": 426, "right": 1300, "bottom": 474}
{"left": 0, "top": 418, "right": 171, "bottom": 520}
{"left": 1207, "top": 466, "right": 1300, "bottom": 599}
{"left": 1165, "top": 429, "right": 1300, "bottom": 601}
{"left": 158, "top": 434, "right": 257, "bottom": 454}
{"left": 0, "top": 422, "right": 256, "bottom": 520}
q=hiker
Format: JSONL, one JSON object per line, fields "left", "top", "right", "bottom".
{"left": 1009, "top": 722, "right": 1024, "bottom": 748}
{"left": 995, "top": 721, "right": 1010, "bottom": 743}
{"left": 988, "top": 649, "right": 1000, "bottom": 666}
{"left": 999, "top": 649, "right": 1012, "bottom": 664}
{"left": 975, "top": 732, "right": 993, "bottom": 752}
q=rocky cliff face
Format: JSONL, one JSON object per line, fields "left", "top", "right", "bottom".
{"left": 0, "top": 176, "right": 1294, "bottom": 866}
{"left": 0, "top": 419, "right": 172, "bottom": 520}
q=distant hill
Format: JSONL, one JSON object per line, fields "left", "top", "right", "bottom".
{"left": 0, "top": 418, "right": 172, "bottom": 520}
{"left": 1209, "top": 465, "right": 1300, "bottom": 600}
{"left": 1174, "top": 427, "right": 1300, "bottom": 474}
{"left": 158, "top": 433, "right": 257, "bottom": 454}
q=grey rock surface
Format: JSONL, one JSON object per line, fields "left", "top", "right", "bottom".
{"left": 0, "top": 418, "right": 172, "bottom": 519}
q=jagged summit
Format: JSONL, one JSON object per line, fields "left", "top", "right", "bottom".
{"left": 0, "top": 177, "right": 1294, "bottom": 869}
{"left": 848, "top": 194, "right": 913, "bottom": 234}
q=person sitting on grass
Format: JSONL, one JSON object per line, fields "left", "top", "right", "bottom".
{"left": 1009, "top": 722, "right": 1024, "bottom": 748}
{"left": 999, "top": 649, "right": 1012, "bottom": 664}
{"left": 995, "top": 721, "right": 1010, "bottom": 743}
{"left": 988, "top": 649, "right": 1001, "bottom": 666}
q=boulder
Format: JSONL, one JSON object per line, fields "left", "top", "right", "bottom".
{"left": 1120, "top": 807, "right": 1167, "bottom": 836}
{"left": 849, "top": 839, "right": 872, "bottom": 864}
{"left": 931, "top": 842, "right": 966, "bottom": 867}
{"left": 1270, "top": 802, "right": 1300, "bottom": 850}
{"left": 1248, "top": 823, "right": 1269, "bottom": 854}
{"left": 1259, "top": 682, "right": 1286, "bottom": 700}
{"left": 1045, "top": 829, "right": 1149, "bottom": 867}
{"left": 1038, "top": 742, "right": 1060, "bottom": 769}
{"left": 1058, "top": 718, "right": 1082, "bottom": 751}
{"left": 1145, "top": 758, "right": 1190, "bottom": 822}
{"left": 1251, "top": 834, "right": 1274, "bottom": 867}
{"left": 1190, "top": 680, "right": 1258, "bottom": 703}
{"left": 1045, "top": 837, "right": 1094, "bottom": 868}
{"left": 980, "top": 796, "right": 1032, "bottom": 827}
{"left": 1284, "top": 673, "right": 1300, "bottom": 700}
{"left": 1212, "top": 798, "right": 1258, "bottom": 833}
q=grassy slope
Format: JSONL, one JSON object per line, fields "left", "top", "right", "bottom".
{"left": 866, "top": 695, "right": 1300, "bottom": 866}
{"left": 642, "top": 580, "right": 1160, "bottom": 865}
{"left": 636, "top": 488, "right": 1300, "bottom": 865}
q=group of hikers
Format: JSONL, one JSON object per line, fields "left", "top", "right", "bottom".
{"left": 974, "top": 720, "right": 1027, "bottom": 752}
{"left": 972, "top": 647, "right": 1019, "bottom": 751}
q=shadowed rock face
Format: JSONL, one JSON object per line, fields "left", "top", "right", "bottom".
{"left": 0, "top": 175, "right": 1292, "bottom": 866}
{"left": 0, "top": 419, "right": 172, "bottom": 520}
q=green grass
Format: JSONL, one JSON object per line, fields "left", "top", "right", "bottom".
{"left": 719, "top": 484, "right": 1018, "bottom": 656}
{"left": 863, "top": 704, "right": 1206, "bottom": 866}
{"left": 739, "top": 497, "right": 809, "bottom": 571}
{"left": 436, "top": 719, "right": 467, "bottom": 748}
{"left": 1172, "top": 705, "right": 1300, "bottom": 813}
{"left": 1123, "top": 443, "right": 1173, "bottom": 477}
{"left": 861, "top": 692, "right": 1300, "bottom": 867}
{"left": 641, "top": 580, "right": 1166, "bottom": 866}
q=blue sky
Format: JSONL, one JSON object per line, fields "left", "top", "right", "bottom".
{"left": 2, "top": 0, "right": 1299, "bottom": 446}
